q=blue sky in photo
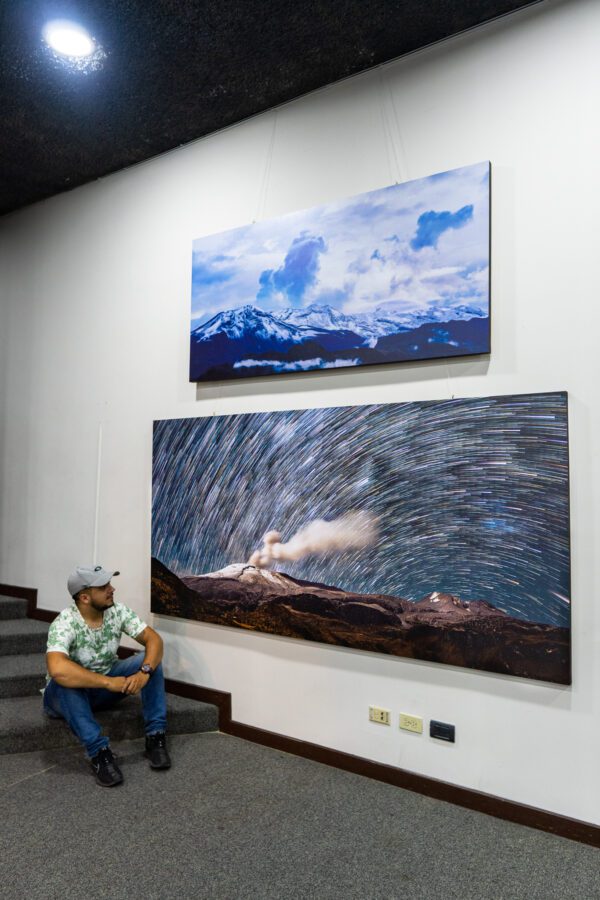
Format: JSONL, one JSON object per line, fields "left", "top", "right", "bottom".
{"left": 191, "top": 162, "right": 490, "bottom": 328}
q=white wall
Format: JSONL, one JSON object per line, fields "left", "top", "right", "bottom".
{"left": 1, "top": 0, "right": 598, "bottom": 823}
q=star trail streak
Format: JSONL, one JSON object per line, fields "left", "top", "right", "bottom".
{"left": 152, "top": 392, "right": 570, "bottom": 627}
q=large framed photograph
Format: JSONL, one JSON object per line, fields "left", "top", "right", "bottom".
{"left": 151, "top": 392, "right": 570, "bottom": 684}
{"left": 190, "top": 161, "right": 490, "bottom": 381}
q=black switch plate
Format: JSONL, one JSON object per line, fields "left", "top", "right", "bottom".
{"left": 430, "top": 720, "right": 455, "bottom": 742}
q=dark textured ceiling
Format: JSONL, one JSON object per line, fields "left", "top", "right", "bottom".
{"left": 1, "top": 0, "right": 541, "bottom": 217}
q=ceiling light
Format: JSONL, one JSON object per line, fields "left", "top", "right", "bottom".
{"left": 42, "top": 20, "right": 95, "bottom": 58}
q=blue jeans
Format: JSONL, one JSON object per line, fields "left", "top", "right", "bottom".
{"left": 43, "top": 651, "right": 167, "bottom": 758}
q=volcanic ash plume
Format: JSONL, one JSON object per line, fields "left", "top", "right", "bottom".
{"left": 248, "top": 512, "right": 377, "bottom": 568}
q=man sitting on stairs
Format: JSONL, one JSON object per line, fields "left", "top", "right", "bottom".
{"left": 43, "top": 564, "right": 171, "bottom": 787}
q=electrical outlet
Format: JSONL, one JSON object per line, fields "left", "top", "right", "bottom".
{"left": 369, "top": 706, "right": 391, "bottom": 725}
{"left": 399, "top": 713, "right": 423, "bottom": 734}
{"left": 430, "top": 720, "right": 455, "bottom": 743}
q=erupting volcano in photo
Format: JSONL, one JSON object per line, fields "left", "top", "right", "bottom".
{"left": 151, "top": 393, "right": 571, "bottom": 683}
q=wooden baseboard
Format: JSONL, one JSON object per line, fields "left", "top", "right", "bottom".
{"left": 11, "top": 586, "right": 598, "bottom": 849}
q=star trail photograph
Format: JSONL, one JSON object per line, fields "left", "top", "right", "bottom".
{"left": 189, "top": 161, "right": 490, "bottom": 381}
{"left": 151, "top": 391, "right": 570, "bottom": 683}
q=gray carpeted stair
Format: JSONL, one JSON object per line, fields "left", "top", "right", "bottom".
{"left": 0, "top": 652, "right": 48, "bottom": 698}
{"left": 0, "top": 618, "right": 49, "bottom": 655}
{"left": 0, "top": 595, "right": 28, "bottom": 619}
{"left": 0, "top": 593, "right": 219, "bottom": 754}
{"left": 0, "top": 692, "right": 219, "bottom": 754}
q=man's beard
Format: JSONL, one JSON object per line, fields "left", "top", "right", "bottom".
{"left": 91, "top": 597, "right": 113, "bottom": 612}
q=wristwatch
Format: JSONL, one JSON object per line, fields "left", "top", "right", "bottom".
{"left": 140, "top": 663, "right": 154, "bottom": 677}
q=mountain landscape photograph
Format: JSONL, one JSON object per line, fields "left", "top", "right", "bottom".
{"left": 151, "top": 393, "right": 571, "bottom": 683}
{"left": 189, "top": 161, "right": 490, "bottom": 380}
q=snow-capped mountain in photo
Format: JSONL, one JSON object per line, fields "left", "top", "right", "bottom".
{"left": 279, "top": 302, "right": 486, "bottom": 347}
{"left": 189, "top": 302, "right": 488, "bottom": 380}
{"left": 151, "top": 556, "right": 570, "bottom": 684}
{"left": 193, "top": 305, "right": 308, "bottom": 344}
{"left": 192, "top": 304, "right": 365, "bottom": 348}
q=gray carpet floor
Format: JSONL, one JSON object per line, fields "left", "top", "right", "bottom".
{"left": 1, "top": 732, "right": 598, "bottom": 900}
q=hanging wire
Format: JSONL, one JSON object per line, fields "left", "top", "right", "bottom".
{"left": 254, "top": 110, "right": 278, "bottom": 223}
{"left": 379, "top": 69, "right": 408, "bottom": 184}
{"left": 384, "top": 70, "right": 410, "bottom": 185}
{"left": 378, "top": 70, "right": 399, "bottom": 185}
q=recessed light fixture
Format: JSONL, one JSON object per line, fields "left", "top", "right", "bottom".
{"left": 42, "top": 20, "right": 95, "bottom": 58}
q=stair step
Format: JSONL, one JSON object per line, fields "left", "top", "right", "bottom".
{"left": 0, "top": 618, "right": 48, "bottom": 656}
{"left": 0, "top": 692, "right": 219, "bottom": 754}
{"left": 0, "top": 596, "right": 28, "bottom": 620}
{"left": 0, "top": 653, "right": 47, "bottom": 698}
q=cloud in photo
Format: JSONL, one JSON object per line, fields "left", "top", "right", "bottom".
{"left": 410, "top": 204, "right": 474, "bottom": 251}
{"left": 191, "top": 162, "right": 489, "bottom": 325}
{"left": 257, "top": 232, "right": 326, "bottom": 306}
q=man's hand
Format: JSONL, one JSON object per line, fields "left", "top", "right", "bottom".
{"left": 106, "top": 676, "right": 128, "bottom": 693}
{"left": 123, "top": 671, "right": 150, "bottom": 695}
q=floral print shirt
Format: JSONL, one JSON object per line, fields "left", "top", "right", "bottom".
{"left": 46, "top": 602, "right": 147, "bottom": 679}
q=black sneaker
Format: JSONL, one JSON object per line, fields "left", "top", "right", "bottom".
{"left": 145, "top": 732, "right": 171, "bottom": 769}
{"left": 90, "top": 747, "right": 124, "bottom": 787}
